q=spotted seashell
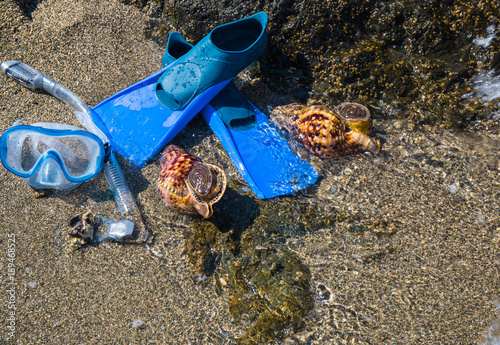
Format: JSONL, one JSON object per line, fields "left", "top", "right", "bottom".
{"left": 270, "top": 103, "right": 380, "bottom": 158}
{"left": 158, "top": 145, "right": 226, "bottom": 218}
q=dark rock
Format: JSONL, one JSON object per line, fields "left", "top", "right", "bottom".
{"left": 13, "top": 0, "right": 41, "bottom": 19}
{"left": 129, "top": 0, "right": 500, "bottom": 129}
{"left": 285, "top": 0, "right": 500, "bottom": 128}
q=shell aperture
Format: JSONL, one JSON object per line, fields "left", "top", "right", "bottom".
{"left": 335, "top": 102, "right": 373, "bottom": 134}
{"left": 187, "top": 163, "right": 213, "bottom": 197}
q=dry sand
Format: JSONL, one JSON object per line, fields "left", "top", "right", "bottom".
{"left": 0, "top": 0, "right": 499, "bottom": 344}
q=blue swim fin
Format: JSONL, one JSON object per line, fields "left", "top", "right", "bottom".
{"left": 92, "top": 12, "right": 268, "bottom": 168}
{"left": 92, "top": 69, "right": 229, "bottom": 168}
{"left": 163, "top": 33, "right": 318, "bottom": 199}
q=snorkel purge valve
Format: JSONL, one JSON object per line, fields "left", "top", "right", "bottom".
{"left": 1, "top": 60, "right": 146, "bottom": 242}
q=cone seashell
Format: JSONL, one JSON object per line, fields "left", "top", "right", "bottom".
{"left": 270, "top": 103, "right": 380, "bottom": 158}
{"left": 158, "top": 145, "right": 226, "bottom": 218}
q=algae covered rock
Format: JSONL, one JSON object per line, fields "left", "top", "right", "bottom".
{"left": 221, "top": 233, "right": 314, "bottom": 344}
{"left": 185, "top": 214, "right": 315, "bottom": 343}
{"left": 129, "top": 0, "right": 500, "bottom": 129}
{"left": 182, "top": 196, "right": 362, "bottom": 342}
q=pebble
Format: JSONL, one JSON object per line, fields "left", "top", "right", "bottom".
{"left": 131, "top": 319, "right": 144, "bottom": 328}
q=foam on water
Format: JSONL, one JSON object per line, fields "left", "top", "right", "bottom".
{"left": 463, "top": 69, "right": 500, "bottom": 121}
{"left": 461, "top": 24, "right": 500, "bottom": 121}
{"left": 469, "top": 70, "right": 500, "bottom": 103}
{"left": 478, "top": 302, "right": 500, "bottom": 345}
{"left": 473, "top": 25, "right": 497, "bottom": 47}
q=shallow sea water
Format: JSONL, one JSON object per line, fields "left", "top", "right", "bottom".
{"left": 0, "top": 0, "right": 499, "bottom": 344}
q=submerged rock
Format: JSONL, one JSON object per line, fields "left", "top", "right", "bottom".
{"left": 181, "top": 194, "right": 368, "bottom": 342}
{"left": 185, "top": 216, "right": 315, "bottom": 343}
{"left": 222, "top": 233, "right": 313, "bottom": 344}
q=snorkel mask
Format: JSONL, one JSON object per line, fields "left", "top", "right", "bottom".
{"left": 0, "top": 122, "right": 108, "bottom": 190}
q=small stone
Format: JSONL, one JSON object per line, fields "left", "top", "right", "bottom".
{"left": 492, "top": 229, "right": 500, "bottom": 244}
{"left": 448, "top": 184, "right": 459, "bottom": 194}
{"left": 393, "top": 120, "right": 404, "bottom": 129}
{"left": 131, "top": 319, "right": 144, "bottom": 328}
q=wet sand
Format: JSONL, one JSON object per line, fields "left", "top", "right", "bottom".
{"left": 0, "top": 0, "right": 499, "bottom": 344}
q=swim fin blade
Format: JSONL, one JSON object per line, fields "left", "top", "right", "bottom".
{"left": 92, "top": 12, "right": 269, "bottom": 168}
{"left": 91, "top": 67, "right": 230, "bottom": 168}
{"left": 201, "top": 101, "right": 318, "bottom": 199}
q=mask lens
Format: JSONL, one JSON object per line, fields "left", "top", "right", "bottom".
{"left": 19, "top": 135, "right": 40, "bottom": 172}
{"left": 53, "top": 136, "right": 93, "bottom": 177}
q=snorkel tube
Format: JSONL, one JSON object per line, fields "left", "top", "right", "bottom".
{"left": 1, "top": 60, "right": 139, "bottom": 217}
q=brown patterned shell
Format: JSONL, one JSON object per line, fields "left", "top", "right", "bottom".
{"left": 158, "top": 145, "right": 226, "bottom": 218}
{"left": 270, "top": 103, "right": 380, "bottom": 158}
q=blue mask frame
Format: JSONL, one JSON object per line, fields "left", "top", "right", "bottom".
{"left": 0, "top": 125, "right": 108, "bottom": 184}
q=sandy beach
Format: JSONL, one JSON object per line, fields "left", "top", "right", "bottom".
{"left": 0, "top": 0, "right": 499, "bottom": 344}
